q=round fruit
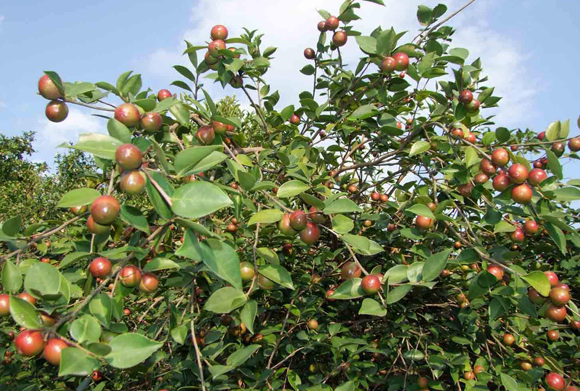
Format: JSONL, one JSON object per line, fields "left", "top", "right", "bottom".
{"left": 380, "top": 194, "right": 388, "bottom": 202}
{"left": 520, "top": 362, "right": 532, "bottom": 371}
{"left": 417, "top": 376, "right": 429, "bottom": 389}
{"left": 545, "top": 271, "right": 559, "bottom": 286}
{"left": 89, "top": 257, "right": 112, "bottom": 279}
{"left": 487, "top": 265, "right": 504, "bottom": 280}
{"left": 427, "top": 202, "right": 437, "bottom": 211}
{"left": 120, "top": 265, "right": 142, "bottom": 288}
{"left": 120, "top": 171, "right": 147, "bottom": 195}
{"left": 534, "top": 356, "right": 545, "bottom": 366}
{"left": 474, "top": 365, "right": 485, "bottom": 374}
{"left": 534, "top": 160, "right": 544, "bottom": 169}
{"left": 464, "top": 371, "right": 475, "bottom": 381}
{"left": 551, "top": 142, "right": 565, "bottom": 157}
{"left": 361, "top": 274, "right": 381, "bottom": 294}
{"left": 208, "top": 39, "right": 226, "bottom": 56}
{"left": 116, "top": 143, "right": 142, "bottom": 170}
{"left": 538, "top": 131, "right": 545, "bottom": 140}
{"left": 547, "top": 330, "right": 559, "bottom": 341}
{"left": 393, "top": 52, "right": 409, "bottom": 71}
{"left": 212, "top": 120, "right": 228, "bottom": 135}
{"left": 508, "top": 164, "right": 529, "bottom": 184}
{"left": 230, "top": 76, "right": 243, "bottom": 88}
{"left": 304, "top": 48, "right": 315, "bottom": 60}
{"left": 92, "top": 370, "right": 103, "bottom": 382}
{"left": 474, "top": 173, "right": 489, "bottom": 184}
{"left": 15, "top": 330, "right": 44, "bottom": 357}
{"left": 545, "top": 373, "right": 565, "bottom": 391}
{"left": 140, "top": 112, "right": 162, "bottom": 131}
{"left": 568, "top": 137, "right": 580, "bottom": 152}
{"left": 258, "top": 274, "right": 275, "bottom": 290}
{"left": 465, "top": 132, "right": 476, "bottom": 143}
{"left": 451, "top": 128, "right": 464, "bottom": 138}
{"left": 381, "top": 57, "right": 396, "bottom": 72}
{"left": 226, "top": 223, "right": 237, "bottom": 233}
{"left": 459, "top": 89, "right": 473, "bottom": 104}
{"left": 465, "top": 99, "right": 480, "bottom": 112}
{"left": 45, "top": 100, "right": 69, "bottom": 123}
{"left": 317, "top": 21, "right": 327, "bottom": 32}
{"left": 289, "top": 114, "right": 300, "bottom": 125}
{"left": 18, "top": 292, "right": 37, "bottom": 306}
{"left": 43, "top": 338, "right": 68, "bottom": 365}
{"left": 326, "top": 289, "right": 335, "bottom": 301}
{"left": 240, "top": 262, "right": 255, "bottom": 283}
{"left": 114, "top": 103, "right": 140, "bottom": 127}
{"left": 549, "top": 287, "right": 570, "bottom": 306}
{"left": 332, "top": 31, "right": 347, "bottom": 47}
{"left": 458, "top": 183, "right": 473, "bottom": 197}
{"left": 157, "top": 89, "right": 172, "bottom": 101}
{"left": 90, "top": 195, "right": 120, "bottom": 225}
{"left": 38, "top": 74, "right": 63, "bottom": 100}
{"left": 0, "top": 294, "right": 10, "bottom": 316}
{"left": 325, "top": 16, "right": 339, "bottom": 31}
{"left": 371, "top": 192, "right": 380, "bottom": 201}
{"left": 415, "top": 215, "right": 434, "bottom": 230}
{"left": 289, "top": 210, "right": 307, "bottom": 231}
{"left": 492, "top": 174, "right": 511, "bottom": 191}
{"left": 210, "top": 25, "right": 228, "bottom": 40}
{"left": 139, "top": 273, "right": 159, "bottom": 293}
{"left": 341, "top": 262, "right": 361, "bottom": 280}
{"left": 196, "top": 125, "right": 215, "bottom": 145}
{"left": 528, "top": 168, "right": 547, "bottom": 186}
{"left": 309, "top": 207, "right": 326, "bottom": 224}
{"left": 546, "top": 304, "right": 567, "bottom": 322}
{"left": 480, "top": 158, "right": 497, "bottom": 175}
{"left": 300, "top": 223, "right": 320, "bottom": 245}
{"left": 554, "top": 283, "right": 569, "bottom": 290}
{"left": 510, "top": 227, "right": 525, "bottom": 243}
{"left": 70, "top": 205, "right": 87, "bottom": 215}
{"left": 87, "top": 215, "right": 110, "bottom": 235}
{"left": 307, "top": 319, "right": 319, "bottom": 330}
{"left": 511, "top": 183, "right": 533, "bottom": 203}
{"left": 503, "top": 333, "right": 515, "bottom": 346}
{"left": 491, "top": 149, "right": 509, "bottom": 167}
{"left": 279, "top": 213, "right": 296, "bottom": 236}
{"left": 523, "top": 220, "right": 538, "bottom": 235}
{"left": 40, "top": 312, "right": 56, "bottom": 326}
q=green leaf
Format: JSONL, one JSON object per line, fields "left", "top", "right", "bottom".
{"left": 300, "top": 65, "right": 315, "bottom": 76}
{"left": 107, "top": 119, "right": 132, "bottom": 144}
{"left": 248, "top": 209, "right": 283, "bottom": 225}
{"left": 226, "top": 345, "right": 261, "bottom": 367}
{"left": 355, "top": 36, "right": 377, "bottom": 54}
{"left": 277, "top": 180, "right": 310, "bottom": 198}
{"left": 70, "top": 315, "right": 102, "bottom": 344}
{"left": 331, "top": 278, "right": 364, "bottom": 300}
{"left": 386, "top": 284, "right": 412, "bottom": 304}
{"left": 24, "top": 262, "right": 61, "bottom": 300}
{"left": 554, "top": 187, "right": 580, "bottom": 202}
{"left": 44, "top": 70, "right": 65, "bottom": 96}
{"left": 70, "top": 133, "right": 124, "bottom": 160}
{"left": 259, "top": 265, "right": 294, "bottom": 290}
{"left": 105, "top": 333, "right": 163, "bottom": 369}
{"left": 417, "top": 5, "right": 433, "bottom": 25}
{"left": 240, "top": 300, "right": 257, "bottom": 334}
{"left": 332, "top": 214, "right": 354, "bottom": 234}
{"left": 59, "top": 252, "right": 91, "bottom": 269}
{"left": 464, "top": 146, "right": 479, "bottom": 167}
{"left": 238, "top": 171, "right": 257, "bottom": 191}
{"left": 449, "top": 48, "right": 469, "bottom": 60}
{"left": 2, "top": 260, "right": 23, "bottom": 293}
{"left": 376, "top": 28, "right": 397, "bottom": 55}
{"left": 89, "top": 293, "right": 112, "bottom": 328}
{"left": 560, "top": 119, "right": 570, "bottom": 139}
{"left": 146, "top": 172, "right": 174, "bottom": 220}
{"left": 280, "top": 105, "right": 295, "bottom": 121}
{"left": 59, "top": 348, "right": 100, "bottom": 377}
{"left": 494, "top": 220, "right": 516, "bottom": 233}
{"left": 359, "top": 298, "right": 386, "bottom": 316}
{"left": 495, "top": 127, "right": 510, "bottom": 142}
{"left": 335, "top": 382, "right": 356, "bottom": 391}
{"left": 409, "top": 140, "right": 430, "bottom": 156}
{"left": 544, "top": 222, "right": 567, "bottom": 255}
{"left": 173, "top": 65, "right": 196, "bottom": 82}
{"left": 176, "top": 218, "right": 219, "bottom": 239}
{"left": 422, "top": 250, "right": 451, "bottom": 282}
{"left": 143, "top": 258, "right": 181, "bottom": 272}
{"left": 349, "top": 104, "right": 378, "bottom": 120}
{"left": 478, "top": 87, "right": 494, "bottom": 104}
{"left": 204, "top": 239, "right": 243, "bottom": 290}
{"left": 174, "top": 146, "right": 226, "bottom": 176}
{"left": 500, "top": 373, "right": 520, "bottom": 391}
{"left": 57, "top": 188, "right": 101, "bottom": 208}
{"left": 204, "top": 287, "right": 246, "bottom": 314}
{"left": 209, "top": 365, "right": 234, "bottom": 380}
{"left": 120, "top": 205, "right": 150, "bottom": 234}
{"left": 521, "top": 271, "right": 551, "bottom": 297}
{"left": 172, "top": 181, "right": 233, "bottom": 219}
{"left": 171, "top": 325, "right": 188, "bottom": 345}
{"left": 169, "top": 103, "right": 190, "bottom": 126}
{"left": 133, "top": 98, "right": 156, "bottom": 112}
{"left": 1, "top": 215, "right": 22, "bottom": 237}
{"left": 545, "top": 121, "right": 560, "bottom": 142}
{"left": 202, "top": 89, "right": 217, "bottom": 115}
{"left": 384, "top": 265, "right": 409, "bottom": 285}
{"left": 341, "top": 234, "right": 384, "bottom": 255}
{"left": 154, "top": 96, "right": 178, "bottom": 113}
{"left": 406, "top": 204, "right": 435, "bottom": 219}
{"left": 546, "top": 150, "right": 563, "bottom": 180}
{"left": 9, "top": 296, "right": 43, "bottom": 329}
{"left": 324, "top": 198, "right": 362, "bottom": 214}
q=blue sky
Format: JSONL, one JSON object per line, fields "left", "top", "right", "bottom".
{"left": 0, "top": 0, "right": 579, "bottom": 180}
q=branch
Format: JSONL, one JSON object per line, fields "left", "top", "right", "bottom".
{"left": 64, "top": 99, "right": 116, "bottom": 112}
{"left": 415, "top": 0, "right": 477, "bottom": 45}
{"left": 143, "top": 169, "right": 173, "bottom": 207}
{"left": 242, "top": 86, "right": 269, "bottom": 136}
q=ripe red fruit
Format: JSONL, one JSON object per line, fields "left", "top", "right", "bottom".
{"left": 510, "top": 227, "right": 525, "bottom": 243}
{"left": 381, "top": 57, "right": 396, "bottom": 72}
{"left": 545, "top": 271, "right": 559, "bottom": 286}
{"left": 45, "top": 100, "right": 69, "bottom": 123}
{"left": 547, "top": 330, "right": 559, "bottom": 341}
{"left": 570, "top": 320, "right": 580, "bottom": 330}
{"left": 116, "top": 143, "right": 142, "bottom": 170}
{"left": 92, "top": 370, "right": 103, "bottom": 382}
{"left": 90, "top": 195, "right": 120, "bottom": 225}
{"left": 502, "top": 333, "right": 515, "bottom": 346}
{"left": 568, "top": 137, "right": 580, "bottom": 152}
{"left": 304, "top": 48, "right": 315, "bottom": 60}
{"left": 393, "top": 52, "right": 409, "bottom": 71}
{"left": 258, "top": 274, "right": 275, "bottom": 290}
{"left": 140, "top": 112, "right": 163, "bottom": 131}
{"left": 487, "top": 265, "right": 504, "bottom": 280}
{"left": 0, "top": 294, "right": 10, "bottom": 316}
{"left": 523, "top": 220, "right": 538, "bottom": 234}
{"left": 549, "top": 287, "right": 570, "bottom": 306}
{"left": 451, "top": 128, "right": 464, "bottom": 139}
{"left": 87, "top": 215, "right": 110, "bottom": 235}
{"left": 533, "top": 160, "right": 544, "bottom": 169}
{"left": 492, "top": 174, "right": 511, "bottom": 191}
{"left": 157, "top": 89, "right": 172, "bottom": 101}
{"left": 89, "top": 257, "right": 112, "bottom": 279}
{"left": 289, "top": 114, "right": 300, "bottom": 125}
{"left": 348, "top": 184, "right": 358, "bottom": 193}
{"left": 325, "top": 16, "right": 339, "bottom": 31}
{"left": 289, "top": 210, "right": 307, "bottom": 231}
{"left": 371, "top": 192, "right": 380, "bottom": 201}
{"left": 38, "top": 74, "right": 63, "bottom": 100}
{"left": 361, "top": 274, "right": 381, "bottom": 294}
{"left": 528, "top": 168, "right": 547, "bottom": 186}
{"left": 18, "top": 292, "right": 37, "bottom": 306}
{"left": 415, "top": 215, "right": 434, "bottom": 230}
{"left": 465, "top": 99, "right": 480, "bottom": 112}
{"left": 341, "top": 262, "right": 362, "bottom": 280}
{"left": 459, "top": 89, "right": 473, "bottom": 104}
{"left": 480, "top": 158, "right": 497, "bottom": 175}
{"left": 465, "top": 132, "right": 476, "bottom": 144}
{"left": 210, "top": 25, "right": 228, "bottom": 41}
{"left": 300, "top": 222, "right": 320, "bottom": 245}
{"left": 317, "top": 21, "right": 327, "bottom": 32}
{"left": 538, "top": 131, "right": 545, "bottom": 140}
{"left": 380, "top": 194, "right": 388, "bottom": 202}
{"left": 491, "top": 148, "right": 510, "bottom": 167}
{"left": 120, "top": 265, "right": 142, "bottom": 288}
{"left": 508, "top": 164, "right": 529, "bottom": 184}
{"left": 240, "top": 262, "right": 255, "bottom": 283}
{"left": 120, "top": 171, "right": 147, "bottom": 195}
{"left": 545, "top": 373, "right": 565, "bottom": 391}
{"left": 15, "top": 330, "right": 44, "bottom": 356}
{"left": 43, "top": 338, "right": 68, "bottom": 365}
{"left": 533, "top": 356, "right": 545, "bottom": 366}
{"left": 554, "top": 283, "right": 569, "bottom": 290}
{"left": 546, "top": 304, "right": 567, "bottom": 322}
{"left": 511, "top": 183, "right": 533, "bottom": 203}
{"left": 114, "top": 103, "right": 140, "bottom": 127}
{"left": 139, "top": 273, "right": 159, "bottom": 293}
{"left": 565, "top": 386, "right": 580, "bottom": 391}
{"left": 326, "top": 289, "right": 336, "bottom": 301}
{"left": 458, "top": 183, "right": 473, "bottom": 197}
{"left": 208, "top": 39, "right": 226, "bottom": 56}
{"left": 474, "top": 365, "right": 485, "bottom": 374}
{"left": 196, "top": 125, "right": 215, "bottom": 145}
{"left": 332, "top": 31, "right": 348, "bottom": 47}
{"left": 211, "top": 121, "right": 228, "bottom": 136}
{"left": 474, "top": 173, "right": 489, "bottom": 185}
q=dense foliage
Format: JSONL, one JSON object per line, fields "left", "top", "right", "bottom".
{"left": 1, "top": 1, "right": 580, "bottom": 390}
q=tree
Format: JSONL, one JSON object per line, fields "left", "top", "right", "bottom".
{"left": 1, "top": 1, "right": 580, "bottom": 390}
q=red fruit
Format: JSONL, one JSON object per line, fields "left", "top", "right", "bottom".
{"left": 90, "top": 195, "right": 120, "bottom": 225}
{"left": 45, "top": 100, "right": 69, "bottom": 123}
{"left": 361, "top": 275, "right": 381, "bottom": 294}
{"left": 554, "top": 283, "right": 569, "bottom": 290}
{"left": 380, "top": 194, "right": 388, "bottom": 203}
{"left": 508, "top": 164, "right": 529, "bottom": 184}
{"left": 523, "top": 220, "right": 538, "bottom": 234}
{"left": 565, "top": 386, "right": 580, "bottom": 391}
{"left": 451, "top": 128, "right": 464, "bottom": 139}
{"left": 547, "top": 330, "right": 559, "bottom": 341}
{"left": 568, "top": 137, "right": 580, "bottom": 152}
{"left": 90, "top": 257, "right": 112, "bottom": 279}
{"left": 258, "top": 274, "right": 275, "bottom": 290}
{"left": 120, "top": 171, "right": 147, "bottom": 195}
{"left": 511, "top": 145, "right": 518, "bottom": 151}
{"left": 92, "top": 370, "right": 103, "bottom": 382}
{"left": 341, "top": 262, "right": 361, "bottom": 280}
{"left": 325, "top": 16, "right": 339, "bottom": 31}
{"left": 300, "top": 222, "right": 320, "bottom": 245}
{"left": 393, "top": 52, "right": 409, "bottom": 71}
{"left": 123, "top": 308, "right": 131, "bottom": 316}
{"left": 510, "top": 227, "right": 525, "bottom": 243}
{"left": 279, "top": 213, "right": 296, "bottom": 236}
{"left": 511, "top": 183, "right": 533, "bottom": 203}
{"left": 474, "top": 173, "right": 489, "bottom": 184}
{"left": 491, "top": 149, "right": 510, "bottom": 167}
{"left": 332, "top": 31, "right": 347, "bottom": 47}
{"left": 120, "top": 265, "right": 142, "bottom": 288}
{"left": 465, "top": 132, "right": 476, "bottom": 144}
{"left": 38, "top": 74, "right": 63, "bottom": 100}
{"left": 546, "top": 304, "right": 567, "bottom": 322}
{"left": 571, "top": 320, "right": 580, "bottom": 330}
{"left": 304, "top": 48, "right": 316, "bottom": 60}
{"left": 43, "top": 338, "right": 68, "bottom": 365}
{"left": 381, "top": 57, "right": 396, "bottom": 72}
{"left": 317, "top": 21, "right": 327, "bottom": 32}
{"left": 534, "top": 160, "right": 544, "bottom": 169}
{"left": 458, "top": 183, "right": 473, "bottom": 197}
{"left": 226, "top": 223, "right": 237, "bottom": 233}
{"left": 157, "top": 89, "right": 172, "bottom": 101}
{"left": 308, "top": 207, "right": 326, "bottom": 224}
{"left": 545, "top": 271, "right": 559, "bottom": 286}
{"left": 196, "top": 125, "right": 215, "bottom": 145}
{"left": 465, "top": 99, "right": 480, "bottom": 112}
{"left": 326, "top": 289, "right": 335, "bottom": 301}
{"left": 240, "top": 262, "right": 255, "bottom": 283}
{"left": 15, "top": 330, "right": 44, "bottom": 357}
{"left": 371, "top": 192, "right": 380, "bottom": 201}
{"left": 417, "top": 376, "right": 429, "bottom": 388}
{"left": 0, "top": 294, "right": 10, "bottom": 316}
{"left": 459, "top": 89, "right": 473, "bottom": 104}
{"left": 474, "top": 365, "right": 485, "bottom": 374}
{"left": 289, "top": 114, "right": 300, "bottom": 125}
{"left": 140, "top": 112, "right": 162, "bottom": 131}
{"left": 520, "top": 362, "right": 532, "bottom": 371}
{"left": 551, "top": 142, "right": 565, "bottom": 157}
{"left": 534, "top": 356, "right": 545, "bottom": 366}
{"left": 545, "top": 373, "right": 565, "bottom": 391}
{"left": 492, "top": 174, "right": 511, "bottom": 191}
{"left": 538, "top": 131, "right": 545, "bottom": 140}
{"left": 480, "top": 159, "right": 497, "bottom": 175}
{"left": 549, "top": 287, "right": 570, "bottom": 306}
{"left": 87, "top": 215, "right": 110, "bottom": 235}
{"left": 464, "top": 371, "right": 475, "bottom": 381}
{"left": 208, "top": 39, "right": 226, "bottom": 56}
{"left": 289, "top": 210, "right": 308, "bottom": 231}
{"left": 415, "top": 215, "right": 434, "bottom": 230}
{"left": 139, "top": 273, "right": 159, "bottom": 293}
{"left": 503, "top": 333, "right": 515, "bottom": 346}
{"left": 487, "top": 265, "right": 504, "bottom": 280}
{"left": 115, "top": 143, "right": 142, "bottom": 170}
{"left": 210, "top": 25, "right": 228, "bottom": 41}
{"left": 529, "top": 288, "right": 546, "bottom": 304}
{"left": 528, "top": 168, "right": 547, "bottom": 186}
{"left": 18, "top": 292, "right": 37, "bottom": 306}
{"left": 114, "top": 103, "right": 140, "bottom": 127}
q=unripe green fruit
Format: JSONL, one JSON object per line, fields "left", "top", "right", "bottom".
{"left": 240, "top": 262, "right": 255, "bottom": 283}
{"left": 87, "top": 215, "right": 110, "bottom": 235}
{"left": 258, "top": 274, "right": 275, "bottom": 290}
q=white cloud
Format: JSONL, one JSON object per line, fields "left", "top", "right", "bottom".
{"left": 0, "top": 101, "right": 6, "bottom": 109}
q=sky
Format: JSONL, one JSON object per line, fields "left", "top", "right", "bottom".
{"left": 0, "top": 0, "right": 579, "bottom": 180}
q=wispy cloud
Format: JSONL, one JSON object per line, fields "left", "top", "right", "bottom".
{"left": 0, "top": 101, "right": 6, "bottom": 110}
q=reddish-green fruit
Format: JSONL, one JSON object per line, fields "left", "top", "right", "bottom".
{"left": 415, "top": 215, "right": 434, "bottom": 230}
{"left": 492, "top": 174, "right": 511, "bottom": 191}
{"left": 491, "top": 149, "right": 510, "bottom": 167}
{"left": 546, "top": 304, "right": 567, "bottom": 322}
{"left": 279, "top": 213, "right": 296, "bottom": 236}
{"left": 568, "top": 137, "right": 580, "bottom": 152}
{"left": 300, "top": 222, "right": 320, "bottom": 245}
{"left": 208, "top": 39, "right": 226, "bottom": 56}
{"left": 70, "top": 205, "right": 87, "bottom": 215}
{"left": 380, "top": 194, "right": 388, "bottom": 202}
{"left": 304, "top": 48, "right": 315, "bottom": 60}
{"left": 140, "top": 112, "right": 162, "bottom": 131}
{"left": 40, "top": 312, "right": 56, "bottom": 326}
{"left": 18, "top": 292, "right": 37, "bottom": 305}
{"left": 508, "top": 164, "right": 529, "bottom": 184}
{"left": 326, "top": 289, "right": 335, "bottom": 301}
{"left": 458, "top": 183, "right": 473, "bottom": 197}
{"left": 317, "top": 21, "right": 327, "bottom": 32}
{"left": 91, "top": 195, "right": 120, "bottom": 225}
{"left": 38, "top": 74, "right": 63, "bottom": 100}
{"left": 528, "top": 168, "right": 547, "bottom": 186}
{"left": 361, "top": 274, "right": 381, "bottom": 294}
{"left": 371, "top": 192, "right": 380, "bottom": 201}
{"left": 520, "top": 361, "right": 532, "bottom": 371}
{"left": 534, "top": 160, "right": 544, "bottom": 169}
{"left": 210, "top": 25, "right": 228, "bottom": 41}
{"left": 529, "top": 288, "right": 547, "bottom": 304}
{"left": 480, "top": 159, "right": 497, "bottom": 175}
{"left": 547, "top": 330, "right": 559, "bottom": 341}
{"left": 116, "top": 143, "right": 142, "bottom": 170}
{"left": 523, "top": 220, "right": 538, "bottom": 234}
{"left": 538, "top": 131, "right": 545, "bottom": 140}
{"left": 120, "top": 265, "right": 142, "bottom": 288}
{"left": 549, "top": 287, "right": 570, "bottom": 306}
{"left": 511, "top": 183, "right": 533, "bottom": 203}
{"left": 289, "top": 210, "right": 307, "bottom": 231}
{"left": 417, "top": 376, "right": 429, "bottom": 388}
{"left": 465, "top": 132, "right": 476, "bottom": 143}
{"left": 15, "top": 330, "right": 45, "bottom": 357}
{"left": 510, "top": 227, "right": 525, "bottom": 243}
{"left": 503, "top": 333, "right": 515, "bottom": 346}
{"left": 205, "top": 50, "right": 220, "bottom": 65}
{"left": 240, "top": 262, "right": 255, "bottom": 283}
{"left": 381, "top": 57, "right": 396, "bottom": 72}
{"left": 157, "top": 89, "right": 172, "bottom": 101}
{"left": 212, "top": 120, "right": 228, "bottom": 135}
{"left": 258, "top": 274, "right": 275, "bottom": 290}
{"left": 307, "top": 319, "right": 319, "bottom": 330}
{"left": 45, "top": 100, "right": 69, "bottom": 122}
{"left": 565, "top": 386, "right": 580, "bottom": 391}
{"left": 545, "top": 271, "right": 559, "bottom": 286}
{"left": 325, "top": 16, "right": 339, "bottom": 31}
{"left": 464, "top": 371, "right": 475, "bottom": 381}
{"left": 226, "top": 223, "right": 237, "bottom": 233}
{"left": 459, "top": 89, "right": 473, "bottom": 104}
{"left": 465, "top": 99, "right": 480, "bottom": 112}
{"left": 348, "top": 184, "right": 358, "bottom": 193}
{"left": 289, "top": 114, "right": 300, "bottom": 125}
{"left": 551, "top": 142, "right": 565, "bottom": 157}
{"left": 393, "top": 52, "right": 409, "bottom": 71}
{"left": 487, "top": 265, "right": 504, "bottom": 280}
{"left": 427, "top": 202, "right": 437, "bottom": 211}
{"left": 92, "top": 370, "right": 103, "bottom": 382}
{"left": 534, "top": 356, "right": 545, "bottom": 366}
{"left": 139, "top": 273, "right": 159, "bottom": 293}
{"left": 332, "top": 31, "right": 348, "bottom": 47}
{"left": 308, "top": 207, "right": 326, "bottom": 224}
{"left": 554, "top": 283, "right": 569, "bottom": 290}
{"left": 545, "top": 373, "right": 565, "bottom": 390}
{"left": 474, "top": 365, "right": 485, "bottom": 374}
{"left": 0, "top": 294, "right": 10, "bottom": 316}
{"left": 120, "top": 171, "right": 147, "bottom": 195}
{"left": 114, "top": 103, "right": 140, "bottom": 127}
{"left": 341, "top": 262, "right": 361, "bottom": 280}
{"left": 451, "top": 128, "right": 464, "bottom": 138}
{"left": 474, "top": 173, "right": 489, "bottom": 184}
{"left": 87, "top": 215, "right": 110, "bottom": 235}
{"left": 90, "top": 257, "right": 112, "bottom": 278}
{"left": 570, "top": 320, "right": 580, "bottom": 330}
{"left": 43, "top": 338, "right": 68, "bottom": 365}
{"left": 196, "top": 125, "right": 215, "bottom": 145}
{"left": 230, "top": 76, "right": 243, "bottom": 88}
